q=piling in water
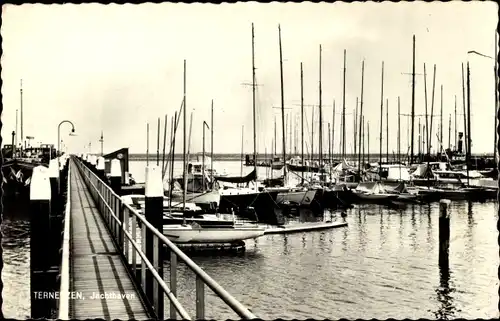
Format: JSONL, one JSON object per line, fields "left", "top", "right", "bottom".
{"left": 30, "top": 166, "right": 53, "bottom": 318}
{"left": 438, "top": 199, "right": 451, "bottom": 269}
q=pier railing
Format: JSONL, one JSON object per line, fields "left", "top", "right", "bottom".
{"left": 58, "top": 160, "right": 72, "bottom": 319}
{"left": 73, "top": 156, "right": 257, "bottom": 320}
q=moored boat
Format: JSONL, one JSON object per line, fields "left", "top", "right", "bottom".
{"left": 162, "top": 223, "right": 266, "bottom": 243}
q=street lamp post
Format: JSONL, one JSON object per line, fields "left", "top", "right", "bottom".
{"left": 467, "top": 46, "right": 497, "bottom": 164}
{"left": 57, "top": 120, "right": 76, "bottom": 167}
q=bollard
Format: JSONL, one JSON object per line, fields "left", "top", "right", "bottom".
{"left": 96, "top": 156, "right": 106, "bottom": 181}
{"left": 144, "top": 165, "right": 164, "bottom": 319}
{"left": 439, "top": 199, "right": 451, "bottom": 269}
{"left": 110, "top": 159, "right": 122, "bottom": 194}
{"left": 30, "top": 166, "right": 53, "bottom": 318}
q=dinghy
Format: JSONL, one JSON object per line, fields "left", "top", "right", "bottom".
{"left": 163, "top": 222, "right": 266, "bottom": 243}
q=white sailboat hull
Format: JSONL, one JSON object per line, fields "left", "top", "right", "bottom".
{"left": 162, "top": 225, "right": 266, "bottom": 243}
{"left": 170, "top": 189, "right": 220, "bottom": 206}
{"left": 276, "top": 189, "right": 317, "bottom": 206}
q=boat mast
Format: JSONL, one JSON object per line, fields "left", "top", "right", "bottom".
{"left": 398, "top": 97, "right": 401, "bottom": 164}
{"left": 332, "top": 100, "right": 335, "bottom": 161}
{"left": 386, "top": 99, "right": 389, "bottom": 163}
{"left": 354, "top": 100, "right": 358, "bottom": 161}
{"left": 342, "top": 49, "right": 347, "bottom": 159}
{"left": 430, "top": 65, "right": 437, "bottom": 155}
{"left": 241, "top": 125, "right": 244, "bottom": 179}
{"left": 252, "top": 23, "right": 257, "bottom": 188}
{"left": 20, "top": 79, "right": 23, "bottom": 154}
{"left": 15, "top": 109, "right": 18, "bottom": 152}
{"left": 448, "top": 114, "right": 452, "bottom": 150}
{"left": 146, "top": 123, "right": 150, "bottom": 165}
{"left": 466, "top": 62, "right": 471, "bottom": 186}
{"left": 440, "top": 85, "right": 444, "bottom": 155}
{"left": 461, "top": 63, "right": 467, "bottom": 156}
{"left": 424, "top": 63, "right": 429, "bottom": 156}
{"left": 169, "top": 112, "right": 177, "bottom": 210}
{"left": 494, "top": 31, "right": 498, "bottom": 163}
{"left": 379, "top": 61, "right": 384, "bottom": 165}
{"left": 410, "top": 35, "right": 416, "bottom": 165}
{"left": 358, "top": 60, "right": 365, "bottom": 175}
{"left": 367, "top": 121, "right": 370, "bottom": 164}
{"left": 211, "top": 100, "right": 214, "bottom": 188}
{"left": 289, "top": 113, "right": 292, "bottom": 155}
{"left": 328, "top": 122, "right": 331, "bottom": 181}
{"left": 454, "top": 95, "right": 457, "bottom": 150}
{"left": 202, "top": 121, "right": 206, "bottom": 192}
{"left": 362, "top": 115, "right": 365, "bottom": 166}
{"left": 279, "top": 25, "right": 287, "bottom": 184}
{"left": 300, "top": 62, "right": 304, "bottom": 185}
{"left": 183, "top": 59, "right": 187, "bottom": 210}
{"left": 312, "top": 100, "right": 315, "bottom": 163}
{"left": 319, "top": 44, "right": 323, "bottom": 175}
{"left": 157, "top": 117, "right": 160, "bottom": 165}
{"left": 161, "top": 117, "right": 167, "bottom": 176}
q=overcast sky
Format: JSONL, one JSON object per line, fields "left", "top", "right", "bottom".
{"left": 1, "top": 2, "right": 498, "bottom": 155}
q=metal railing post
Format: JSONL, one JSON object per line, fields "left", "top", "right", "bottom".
{"left": 170, "top": 251, "right": 177, "bottom": 320}
{"left": 131, "top": 215, "right": 137, "bottom": 276}
{"left": 153, "top": 235, "right": 163, "bottom": 319}
{"left": 141, "top": 224, "right": 147, "bottom": 292}
{"left": 123, "top": 206, "right": 129, "bottom": 263}
{"left": 196, "top": 276, "right": 205, "bottom": 320}
{"left": 118, "top": 197, "right": 124, "bottom": 249}
{"left": 76, "top": 158, "right": 258, "bottom": 320}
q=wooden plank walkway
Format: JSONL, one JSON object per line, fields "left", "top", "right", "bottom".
{"left": 69, "top": 162, "right": 150, "bottom": 320}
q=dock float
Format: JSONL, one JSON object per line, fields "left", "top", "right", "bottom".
{"left": 264, "top": 221, "right": 348, "bottom": 235}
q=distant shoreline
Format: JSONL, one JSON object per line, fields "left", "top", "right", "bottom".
{"left": 128, "top": 152, "right": 495, "bottom": 162}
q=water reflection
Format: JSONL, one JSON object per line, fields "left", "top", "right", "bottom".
{"left": 283, "top": 234, "right": 290, "bottom": 256}
{"left": 2, "top": 200, "right": 31, "bottom": 319}
{"left": 3, "top": 189, "right": 497, "bottom": 319}
{"left": 434, "top": 243, "right": 456, "bottom": 319}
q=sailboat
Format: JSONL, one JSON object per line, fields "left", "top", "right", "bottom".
{"left": 162, "top": 59, "right": 266, "bottom": 243}
{"left": 217, "top": 24, "right": 282, "bottom": 223}
{"left": 168, "top": 160, "right": 221, "bottom": 210}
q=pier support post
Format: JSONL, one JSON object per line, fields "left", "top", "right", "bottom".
{"left": 110, "top": 159, "right": 122, "bottom": 194}
{"left": 96, "top": 156, "right": 106, "bottom": 181}
{"left": 88, "top": 155, "right": 97, "bottom": 175}
{"left": 144, "top": 165, "right": 164, "bottom": 319}
{"left": 439, "top": 199, "right": 451, "bottom": 268}
{"left": 30, "top": 166, "right": 53, "bottom": 318}
{"left": 48, "top": 159, "right": 62, "bottom": 268}
{"left": 49, "top": 159, "right": 60, "bottom": 212}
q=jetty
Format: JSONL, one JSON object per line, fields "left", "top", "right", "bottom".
{"left": 30, "top": 155, "right": 257, "bottom": 320}
{"left": 264, "top": 221, "right": 348, "bottom": 235}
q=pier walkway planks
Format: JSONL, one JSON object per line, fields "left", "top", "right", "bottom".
{"left": 69, "top": 163, "right": 150, "bottom": 320}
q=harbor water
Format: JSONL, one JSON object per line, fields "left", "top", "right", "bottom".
{"left": 1, "top": 160, "right": 498, "bottom": 319}
{"left": 131, "top": 160, "right": 499, "bottom": 319}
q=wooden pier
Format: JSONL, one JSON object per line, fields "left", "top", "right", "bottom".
{"left": 52, "top": 155, "right": 257, "bottom": 320}
{"left": 69, "top": 164, "right": 149, "bottom": 319}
